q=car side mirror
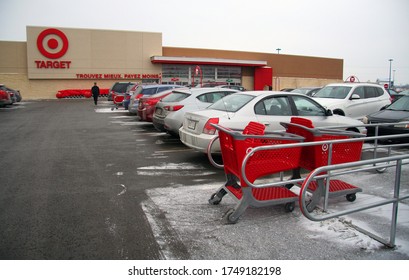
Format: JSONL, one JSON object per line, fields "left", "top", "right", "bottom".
{"left": 350, "top": 94, "right": 361, "bottom": 100}
{"left": 326, "top": 109, "right": 333, "bottom": 116}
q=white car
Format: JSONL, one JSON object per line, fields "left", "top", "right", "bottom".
{"left": 152, "top": 87, "right": 238, "bottom": 136}
{"left": 179, "top": 91, "right": 367, "bottom": 153}
{"left": 313, "top": 83, "right": 391, "bottom": 120}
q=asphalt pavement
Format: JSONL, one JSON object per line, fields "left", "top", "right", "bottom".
{"left": 0, "top": 99, "right": 224, "bottom": 259}
{"left": 0, "top": 99, "right": 408, "bottom": 261}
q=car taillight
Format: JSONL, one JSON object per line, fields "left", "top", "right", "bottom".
{"left": 146, "top": 98, "right": 158, "bottom": 106}
{"left": 164, "top": 105, "right": 184, "bottom": 111}
{"left": 134, "top": 93, "right": 143, "bottom": 100}
{"left": 203, "top": 118, "right": 219, "bottom": 135}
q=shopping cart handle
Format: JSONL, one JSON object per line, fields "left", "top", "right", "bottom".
{"left": 211, "top": 123, "right": 304, "bottom": 141}
{"left": 280, "top": 122, "right": 365, "bottom": 138}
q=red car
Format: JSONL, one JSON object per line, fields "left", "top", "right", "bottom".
{"left": 0, "top": 89, "right": 12, "bottom": 107}
{"left": 137, "top": 89, "right": 174, "bottom": 122}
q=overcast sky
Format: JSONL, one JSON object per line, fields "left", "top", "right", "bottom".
{"left": 1, "top": 0, "right": 408, "bottom": 85}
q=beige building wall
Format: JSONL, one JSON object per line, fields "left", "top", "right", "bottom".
{"left": 0, "top": 26, "right": 344, "bottom": 99}
{"left": 272, "top": 77, "right": 342, "bottom": 91}
{"left": 0, "top": 27, "right": 163, "bottom": 99}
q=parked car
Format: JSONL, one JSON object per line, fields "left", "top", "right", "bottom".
{"left": 280, "top": 88, "right": 295, "bottom": 92}
{"left": 313, "top": 83, "right": 391, "bottom": 120}
{"left": 362, "top": 95, "right": 409, "bottom": 142}
{"left": 122, "top": 84, "right": 140, "bottom": 110}
{"left": 388, "top": 89, "right": 409, "bottom": 102}
{"left": 128, "top": 84, "right": 183, "bottom": 115}
{"left": 291, "top": 87, "right": 321, "bottom": 96}
{"left": 0, "top": 88, "right": 12, "bottom": 107}
{"left": 220, "top": 85, "right": 246, "bottom": 91}
{"left": 137, "top": 89, "right": 176, "bottom": 122}
{"left": 194, "top": 82, "right": 227, "bottom": 88}
{"left": 179, "top": 91, "right": 366, "bottom": 153}
{"left": 0, "top": 84, "right": 22, "bottom": 102}
{"left": 107, "top": 82, "right": 137, "bottom": 101}
{"left": 153, "top": 87, "right": 238, "bottom": 136}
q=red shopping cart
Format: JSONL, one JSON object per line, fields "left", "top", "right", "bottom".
{"left": 208, "top": 121, "right": 304, "bottom": 223}
{"left": 281, "top": 117, "right": 366, "bottom": 211}
{"left": 111, "top": 94, "right": 125, "bottom": 111}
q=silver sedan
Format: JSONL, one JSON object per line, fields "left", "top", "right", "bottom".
{"left": 179, "top": 91, "right": 367, "bottom": 153}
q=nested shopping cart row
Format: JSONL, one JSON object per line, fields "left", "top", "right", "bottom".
{"left": 207, "top": 117, "right": 365, "bottom": 224}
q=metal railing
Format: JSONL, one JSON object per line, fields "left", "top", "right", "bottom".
{"left": 237, "top": 130, "right": 409, "bottom": 248}
{"left": 299, "top": 154, "right": 409, "bottom": 248}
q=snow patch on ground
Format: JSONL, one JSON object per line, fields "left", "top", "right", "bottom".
{"left": 142, "top": 181, "right": 409, "bottom": 259}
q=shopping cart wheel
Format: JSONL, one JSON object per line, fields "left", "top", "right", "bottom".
{"left": 209, "top": 192, "right": 222, "bottom": 205}
{"left": 224, "top": 208, "right": 239, "bottom": 224}
{"left": 376, "top": 166, "right": 388, "bottom": 173}
{"left": 284, "top": 202, "right": 295, "bottom": 212}
{"left": 346, "top": 193, "right": 356, "bottom": 202}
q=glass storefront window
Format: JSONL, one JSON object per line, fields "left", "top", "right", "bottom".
{"left": 162, "top": 64, "right": 242, "bottom": 86}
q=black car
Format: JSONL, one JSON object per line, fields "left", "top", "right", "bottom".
{"left": 107, "top": 82, "right": 137, "bottom": 101}
{"left": 363, "top": 95, "right": 409, "bottom": 142}
{"left": 386, "top": 89, "right": 409, "bottom": 102}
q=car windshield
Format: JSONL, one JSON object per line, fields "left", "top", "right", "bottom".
{"left": 149, "top": 90, "right": 170, "bottom": 99}
{"left": 314, "top": 86, "right": 352, "bottom": 99}
{"left": 141, "top": 87, "right": 158, "bottom": 95}
{"left": 161, "top": 91, "right": 190, "bottom": 102}
{"left": 208, "top": 93, "right": 254, "bottom": 112}
{"left": 112, "top": 83, "right": 130, "bottom": 93}
{"left": 388, "top": 96, "right": 409, "bottom": 111}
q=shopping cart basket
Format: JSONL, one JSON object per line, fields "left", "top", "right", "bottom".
{"left": 208, "top": 122, "right": 304, "bottom": 223}
{"left": 111, "top": 94, "right": 125, "bottom": 111}
{"left": 281, "top": 117, "right": 366, "bottom": 211}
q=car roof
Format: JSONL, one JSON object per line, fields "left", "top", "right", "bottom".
{"left": 324, "top": 83, "right": 384, "bottom": 88}
{"left": 234, "top": 90, "right": 306, "bottom": 97}
{"left": 138, "top": 84, "right": 182, "bottom": 89}
{"left": 172, "top": 87, "right": 238, "bottom": 94}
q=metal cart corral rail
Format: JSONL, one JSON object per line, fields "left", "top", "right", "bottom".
{"left": 299, "top": 154, "right": 409, "bottom": 248}
{"left": 208, "top": 122, "right": 304, "bottom": 224}
{"left": 239, "top": 132, "right": 409, "bottom": 247}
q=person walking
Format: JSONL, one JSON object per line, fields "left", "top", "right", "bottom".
{"left": 91, "top": 82, "right": 100, "bottom": 105}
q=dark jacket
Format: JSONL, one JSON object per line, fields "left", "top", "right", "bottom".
{"left": 91, "top": 85, "right": 100, "bottom": 96}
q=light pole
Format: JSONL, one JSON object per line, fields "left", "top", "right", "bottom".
{"left": 388, "top": 59, "right": 393, "bottom": 89}
{"left": 276, "top": 48, "right": 281, "bottom": 54}
{"left": 393, "top": 70, "right": 396, "bottom": 86}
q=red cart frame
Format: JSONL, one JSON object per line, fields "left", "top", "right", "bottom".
{"left": 111, "top": 94, "right": 125, "bottom": 111}
{"left": 281, "top": 117, "right": 366, "bottom": 211}
{"left": 208, "top": 122, "right": 304, "bottom": 223}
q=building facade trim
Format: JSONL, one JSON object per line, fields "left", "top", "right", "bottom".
{"left": 151, "top": 56, "right": 267, "bottom": 67}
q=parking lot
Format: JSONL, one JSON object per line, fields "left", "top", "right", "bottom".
{"left": 0, "top": 99, "right": 408, "bottom": 260}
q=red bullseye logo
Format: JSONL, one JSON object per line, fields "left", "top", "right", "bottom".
{"left": 37, "top": 28, "right": 69, "bottom": 59}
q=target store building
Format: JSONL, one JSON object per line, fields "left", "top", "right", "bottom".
{"left": 0, "top": 26, "right": 343, "bottom": 99}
